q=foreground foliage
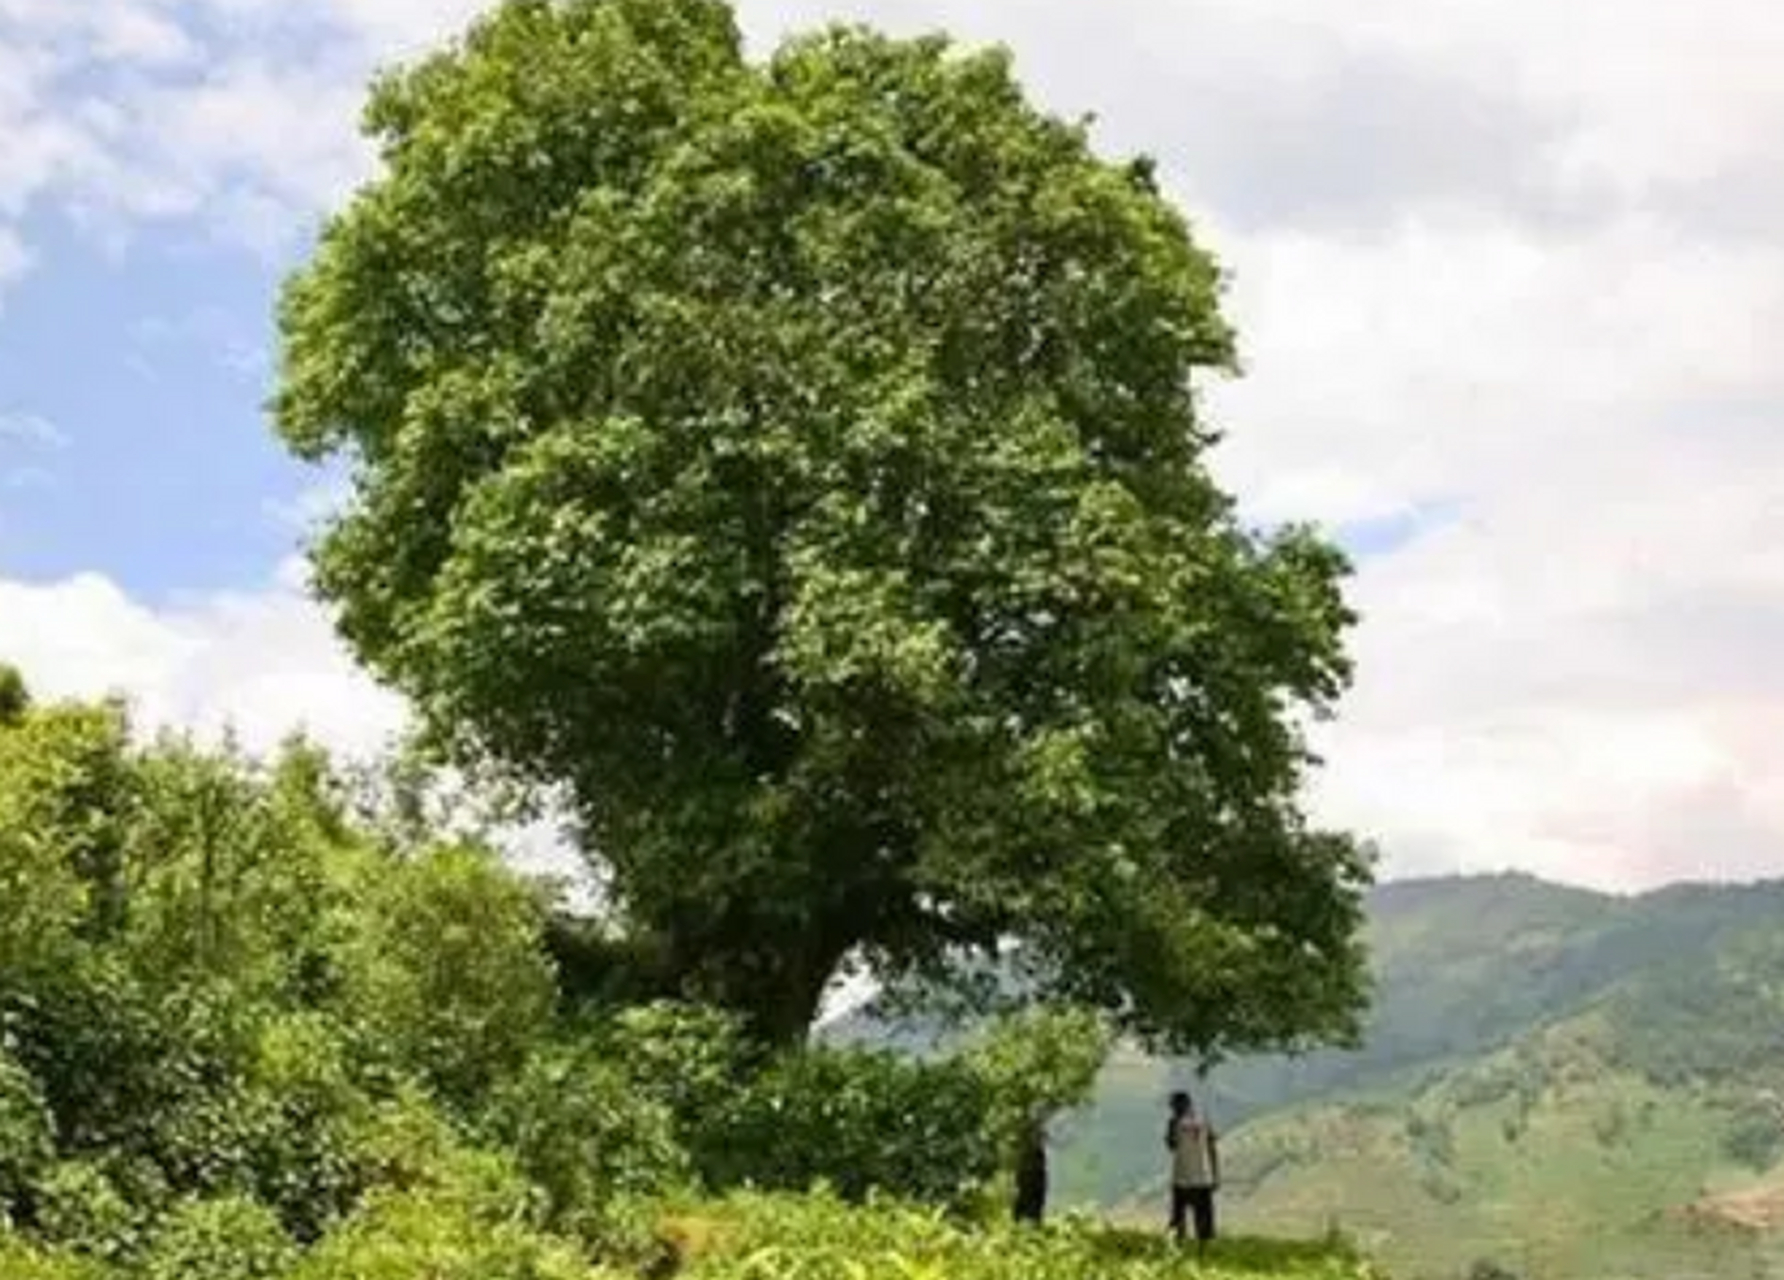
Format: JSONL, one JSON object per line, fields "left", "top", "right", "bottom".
{"left": 4, "top": 1187, "right": 1375, "bottom": 1280}
{"left": 659, "top": 1191, "right": 1377, "bottom": 1280}
{"left": 0, "top": 672, "right": 1229, "bottom": 1278}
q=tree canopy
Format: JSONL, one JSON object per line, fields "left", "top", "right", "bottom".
{"left": 272, "top": 0, "right": 1372, "bottom": 1050}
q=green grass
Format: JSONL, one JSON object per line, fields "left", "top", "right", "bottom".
{"left": 659, "top": 1190, "right": 1379, "bottom": 1280}
{"left": 3, "top": 1194, "right": 1378, "bottom": 1280}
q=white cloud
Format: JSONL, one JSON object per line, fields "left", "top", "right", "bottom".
{"left": 312, "top": 0, "right": 490, "bottom": 58}
{"left": 4, "top": 0, "right": 1784, "bottom": 893}
{"left": 139, "top": 58, "right": 373, "bottom": 217}
{"left": 0, "top": 556, "right": 404, "bottom": 759}
{"left": 0, "top": 535, "right": 590, "bottom": 887}
{"left": 0, "top": 0, "right": 198, "bottom": 67}
{"left": 1198, "top": 209, "right": 1784, "bottom": 892}
{"left": 0, "top": 0, "right": 371, "bottom": 262}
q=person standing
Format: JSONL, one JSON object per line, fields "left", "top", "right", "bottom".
{"left": 1165, "top": 1090, "right": 1220, "bottom": 1253}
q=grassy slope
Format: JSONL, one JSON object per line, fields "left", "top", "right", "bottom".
{"left": 1080, "top": 876, "right": 1784, "bottom": 1280}
{"left": 1161, "top": 1018, "right": 1758, "bottom": 1279}
{"left": 830, "top": 873, "right": 1784, "bottom": 1278}
{"left": 1052, "top": 873, "right": 1633, "bottom": 1206}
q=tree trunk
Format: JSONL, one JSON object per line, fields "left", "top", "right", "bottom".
{"left": 732, "top": 932, "right": 851, "bottom": 1047}
{"left": 656, "top": 918, "right": 855, "bottom": 1048}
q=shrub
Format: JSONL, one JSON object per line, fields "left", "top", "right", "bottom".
{"left": 0, "top": 824, "right": 86, "bottom": 979}
{"left": 482, "top": 1042, "right": 691, "bottom": 1243}
{"left": 692, "top": 1008, "right": 1111, "bottom": 1211}
{"left": 591, "top": 1002, "right": 760, "bottom": 1134}
{"left": 31, "top": 1161, "right": 156, "bottom": 1266}
{"left": 1, "top": 959, "right": 278, "bottom": 1204}
{"left": 0, "top": 1051, "right": 53, "bottom": 1216}
{"left": 706, "top": 1048, "right": 998, "bottom": 1206}
{"left": 237, "top": 1012, "right": 375, "bottom": 1240}
{"left": 962, "top": 1006, "right": 1112, "bottom": 1156}
{"left": 139, "top": 1195, "right": 295, "bottom": 1280}
{"left": 1591, "top": 1100, "right": 1629, "bottom": 1149}
{"left": 572, "top": 1004, "right": 1001, "bottom": 1208}
{"left": 1468, "top": 1260, "right": 1523, "bottom": 1280}
{"left": 2, "top": 958, "right": 181, "bottom": 1159}
{"left": 0, "top": 1230, "right": 113, "bottom": 1280}
{"left": 288, "top": 1187, "right": 600, "bottom": 1280}
{"left": 1722, "top": 1104, "right": 1782, "bottom": 1172}
{"left": 348, "top": 1086, "right": 541, "bottom": 1220}
{"left": 330, "top": 845, "right": 557, "bottom": 1109}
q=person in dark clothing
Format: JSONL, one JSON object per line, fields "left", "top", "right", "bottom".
{"left": 1012, "top": 1114, "right": 1049, "bottom": 1225}
{"left": 1165, "top": 1090, "right": 1220, "bottom": 1254}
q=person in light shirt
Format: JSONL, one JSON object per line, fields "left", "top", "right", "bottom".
{"left": 1165, "top": 1089, "right": 1220, "bottom": 1253}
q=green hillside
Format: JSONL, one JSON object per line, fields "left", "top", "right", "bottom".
{"left": 829, "top": 873, "right": 1784, "bottom": 1277}
{"left": 1055, "top": 874, "right": 1784, "bottom": 1279}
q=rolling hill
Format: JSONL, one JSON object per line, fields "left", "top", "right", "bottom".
{"left": 834, "top": 872, "right": 1784, "bottom": 1279}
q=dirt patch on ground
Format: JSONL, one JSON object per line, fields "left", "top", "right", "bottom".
{"left": 1668, "top": 1182, "right": 1784, "bottom": 1235}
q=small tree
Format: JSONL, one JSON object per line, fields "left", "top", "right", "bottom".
{"left": 0, "top": 664, "right": 28, "bottom": 726}
{"left": 273, "top": 0, "right": 1372, "bottom": 1050}
{"left": 965, "top": 1006, "right": 1112, "bottom": 1161}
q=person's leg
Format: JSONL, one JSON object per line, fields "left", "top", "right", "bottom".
{"left": 1169, "top": 1186, "right": 1188, "bottom": 1243}
{"left": 1013, "top": 1168, "right": 1044, "bottom": 1224}
{"left": 1191, "top": 1188, "right": 1215, "bottom": 1254}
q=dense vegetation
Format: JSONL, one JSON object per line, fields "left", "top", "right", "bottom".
{"left": 4, "top": 1, "right": 1389, "bottom": 1277}
{"left": 0, "top": 672, "right": 1371, "bottom": 1279}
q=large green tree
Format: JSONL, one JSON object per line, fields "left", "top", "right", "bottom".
{"left": 273, "top": 0, "right": 1372, "bottom": 1049}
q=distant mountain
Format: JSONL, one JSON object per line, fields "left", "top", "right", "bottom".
{"left": 833, "top": 872, "right": 1784, "bottom": 1280}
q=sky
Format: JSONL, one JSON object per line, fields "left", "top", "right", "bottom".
{"left": 2, "top": 0, "right": 1782, "bottom": 894}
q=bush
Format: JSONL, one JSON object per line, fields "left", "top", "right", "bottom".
{"left": 347, "top": 1086, "right": 540, "bottom": 1218}
{"left": 962, "top": 1006, "right": 1111, "bottom": 1156}
{"left": 2, "top": 958, "right": 186, "bottom": 1160}
{"left": 1722, "top": 1104, "right": 1782, "bottom": 1171}
{"left": 591, "top": 1002, "right": 760, "bottom": 1136}
{"left": 567, "top": 1003, "right": 1113, "bottom": 1212}
{"left": 569, "top": 1003, "right": 1003, "bottom": 1209}
{"left": 237, "top": 1012, "right": 375, "bottom": 1240}
{"left": 482, "top": 1042, "right": 691, "bottom": 1244}
{"left": 1468, "top": 1260, "right": 1523, "bottom": 1280}
{"left": 0, "top": 1230, "right": 113, "bottom": 1280}
{"left": 0, "top": 1051, "right": 53, "bottom": 1216}
{"left": 31, "top": 1161, "right": 156, "bottom": 1266}
{"left": 0, "top": 825, "right": 86, "bottom": 979}
{"left": 330, "top": 845, "right": 557, "bottom": 1109}
{"left": 706, "top": 1048, "right": 998, "bottom": 1207}
{"left": 288, "top": 1187, "right": 598, "bottom": 1280}
{"left": 139, "top": 1195, "right": 295, "bottom": 1280}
